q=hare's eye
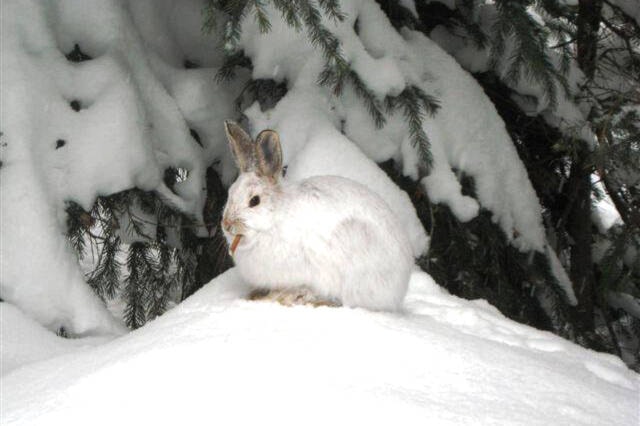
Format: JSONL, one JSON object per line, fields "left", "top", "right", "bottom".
{"left": 249, "top": 195, "right": 260, "bottom": 208}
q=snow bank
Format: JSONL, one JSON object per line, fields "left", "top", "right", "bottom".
{"left": 0, "top": 304, "right": 108, "bottom": 375}
{"left": 2, "top": 269, "right": 637, "bottom": 425}
{"left": 0, "top": 0, "right": 243, "bottom": 334}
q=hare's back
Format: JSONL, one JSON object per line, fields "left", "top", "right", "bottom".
{"left": 294, "top": 176, "right": 413, "bottom": 309}
{"left": 291, "top": 175, "right": 408, "bottom": 239}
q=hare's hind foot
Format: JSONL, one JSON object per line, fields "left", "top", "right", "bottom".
{"left": 248, "top": 287, "right": 341, "bottom": 308}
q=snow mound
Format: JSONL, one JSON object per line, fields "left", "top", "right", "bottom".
{"left": 0, "top": 304, "right": 109, "bottom": 375}
{"left": 2, "top": 269, "right": 637, "bottom": 425}
{"left": 0, "top": 0, "right": 242, "bottom": 334}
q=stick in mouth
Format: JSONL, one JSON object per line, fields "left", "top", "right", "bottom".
{"left": 230, "top": 234, "right": 243, "bottom": 256}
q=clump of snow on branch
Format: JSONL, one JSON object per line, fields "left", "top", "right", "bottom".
{"left": 241, "top": 0, "right": 547, "bottom": 252}
{"left": 430, "top": 3, "right": 597, "bottom": 146}
{"left": 0, "top": 0, "right": 242, "bottom": 334}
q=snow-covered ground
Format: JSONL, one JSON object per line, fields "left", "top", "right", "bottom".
{"left": 2, "top": 269, "right": 638, "bottom": 426}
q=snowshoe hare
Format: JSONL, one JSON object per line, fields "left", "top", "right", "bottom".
{"left": 222, "top": 121, "right": 414, "bottom": 311}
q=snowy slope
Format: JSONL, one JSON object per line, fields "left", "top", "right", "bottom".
{"left": 2, "top": 269, "right": 638, "bottom": 426}
{"left": 0, "top": 304, "right": 110, "bottom": 375}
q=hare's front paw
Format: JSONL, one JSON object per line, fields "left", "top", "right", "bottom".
{"left": 248, "top": 287, "right": 341, "bottom": 308}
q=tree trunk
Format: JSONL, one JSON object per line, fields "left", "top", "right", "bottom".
{"left": 195, "top": 166, "right": 233, "bottom": 287}
{"left": 566, "top": 0, "right": 603, "bottom": 333}
{"left": 576, "top": 0, "right": 602, "bottom": 79}
{"left": 566, "top": 159, "right": 596, "bottom": 331}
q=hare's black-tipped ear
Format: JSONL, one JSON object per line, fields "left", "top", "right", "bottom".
{"left": 255, "top": 129, "right": 283, "bottom": 181}
{"left": 224, "top": 120, "right": 255, "bottom": 172}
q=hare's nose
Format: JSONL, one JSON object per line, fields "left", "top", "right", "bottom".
{"left": 222, "top": 217, "right": 232, "bottom": 232}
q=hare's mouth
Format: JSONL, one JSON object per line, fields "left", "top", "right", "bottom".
{"left": 229, "top": 234, "right": 243, "bottom": 256}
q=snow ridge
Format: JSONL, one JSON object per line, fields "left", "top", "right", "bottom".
{"left": 1, "top": 269, "right": 637, "bottom": 425}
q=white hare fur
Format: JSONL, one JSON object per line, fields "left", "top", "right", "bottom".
{"left": 222, "top": 121, "right": 414, "bottom": 311}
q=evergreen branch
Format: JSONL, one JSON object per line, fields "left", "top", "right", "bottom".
{"left": 148, "top": 274, "right": 176, "bottom": 320}
{"left": 235, "top": 78, "right": 288, "bottom": 111}
{"left": 455, "top": 0, "right": 490, "bottom": 49}
{"left": 219, "top": 0, "right": 250, "bottom": 55}
{"left": 535, "top": 0, "right": 575, "bottom": 19}
{"left": 65, "top": 202, "right": 89, "bottom": 260}
{"left": 317, "top": 62, "right": 346, "bottom": 93}
{"left": 223, "top": 18, "right": 244, "bottom": 54}
{"left": 413, "top": 85, "right": 441, "bottom": 117}
{"left": 124, "top": 207, "right": 154, "bottom": 241}
{"left": 272, "top": 0, "right": 303, "bottom": 30}
{"left": 147, "top": 243, "right": 176, "bottom": 320}
{"left": 70, "top": 184, "right": 222, "bottom": 328}
{"left": 318, "top": 0, "right": 346, "bottom": 23}
{"left": 267, "top": 1, "right": 386, "bottom": 127}
{"left": 463, "top": 20, "right": 490, "bottom": 49}
{"left": 346, "top": 70, "right": 386, "bottom": 128}
{"left": 87, "top": 236, "right": 122, "bottom": 300}
{"left": 127, "top": 205, "right": 219, "bottom": 232}
{"left": 124, "top": 242, "right": 151, "bottom": 329}
{"left": 597, "top": 230, "right": 629, "bottom": 292}
{"left": 386, "top": 86, "right": 439, "bottom": 171}
{"left": 211, "top": 0, "right": 384, "bottom": 132}
{"left": 251, "top": 0, "right": 272, "bottom": 33}
{"left": 296, "top": 0, "right": 344, "bottom": 62}
{"left": 216, "top": 51, "right": 252, "bottom": 82}
{"left": 491, "top": 1, "right": 565, "bottom": 109}
{"left": 289, "top": 0, "right": 388, "bottom": 129}
{"left": 202, "top": 0, "right": 219, "bottom": 34}
{"left": 133, "top": 189, "right": 159, "bottom": 216}
{"left": 376, "top": 0, "right": 420, "bottom": 32}
{"left": 293, "top": 0, "right": 350, "bottom": 95}
{"left": 602, "top": 0, "right": 640, "bottom": 37}
{"left": 534, "top": 249, "right": 575, "bottom": 309}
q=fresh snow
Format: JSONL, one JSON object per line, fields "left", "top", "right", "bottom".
{"left": 592, "top": 176, "right": 624, "bottom": 233}
{"left": 0, "top": 0, "right": 243, "bottom": 335}
{"left": 0, "top": 304, "right": 109, "bottom": 375}
{"left": 545, "top": 245, "right": 578, "bottom": 306}
{"left": 2, "top": 269, "right": 638, "bottom": 425}
{"left": 0, "top": 0, "right": 567, "bottom": 333}
{"left": 429, "top": 4, "right": 597, "bottom": 147}
{"left": 240, "top": 0, "right": 548, "bottom": 253}
{"left": 2, "top": 0, "right": 431, "bottom": 330}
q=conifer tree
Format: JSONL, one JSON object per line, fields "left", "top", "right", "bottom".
{"left": 391, "top": 0, "right": 640, "bottom": 366}
{"left": 63, "top": 0, "right": 639, "bottom": 369}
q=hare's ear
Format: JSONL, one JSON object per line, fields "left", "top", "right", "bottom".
{"left": 255, "top": 129, "right": 283, "bottom": 181}
{"left": 224, "top": 120, "right": 255, "bottom": 172}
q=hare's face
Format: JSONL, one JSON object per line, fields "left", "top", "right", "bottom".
{"left": 222, "top": 172, "right": 279, "bottom": 248}
{"left": 222, "top": 121, "right": 283, "bottom": 254}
